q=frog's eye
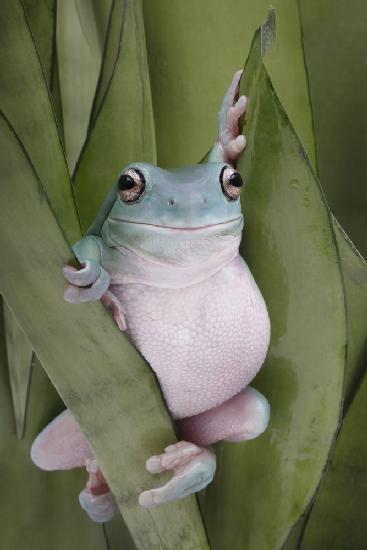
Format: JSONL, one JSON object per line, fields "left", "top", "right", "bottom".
{"left": 219, "top": 166, "right": 243, "bottom": 201}
{"left": 118, "top": 168, "right": 146, "bottom": 203}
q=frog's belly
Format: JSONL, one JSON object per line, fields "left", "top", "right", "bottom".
{"left": 110, "top": 255, "right": 270, "bottom": 419}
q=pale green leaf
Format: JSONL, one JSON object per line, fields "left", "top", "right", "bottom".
{"left": 0, "top": 111, "right": 208, "bottom": 550}
{"left": 3, "top": 300, "right": 33, "bottom": 439}
{"left": 142, "top": 0, "right": 315, "bottom": 168}
{"left": 0, "top": 0, "right": 80, "bottom": 244}
{"left": 73, "top": 0, "right": 156, "bottom": 233}
{"left": 57, "top": 0, "right": 111, "bottom": 172}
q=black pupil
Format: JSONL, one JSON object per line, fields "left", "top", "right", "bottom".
{"left": 229, "top": 172, "right": 243, "bottom": 187}
{"left": 118, "top": 174, "right": 135, "bottom": 191}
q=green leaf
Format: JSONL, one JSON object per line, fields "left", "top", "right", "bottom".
{"left": 202, "top": 22, "right": 346, "bottom": 550}
{"left": 299, "top": 0, "right": 367, "bottom": 258}
{"left": 333, "top": 218, "right": 367, "bottom": 411}
{"left": 299, "top": 367, "right": 367, "bottom": 549}
{"left": 87, "top": 0, "right": 122, "bottom": 128}
{"left": 73, "top": 0, "right": 156, "bottom": 233}
{"left": 0, "top": 335, "right": 113, "bottom": 550}
{"left": 56, "top": 0, "right": 111, "bottom": 172}
{"left": 0, "top": 0, "right": 80, "bottom": 244}
{"left": 142, "top": 0, "right": 315, "bottom": 168}
{"left": 2, "top": 300, "right": 33, "bottom": 439}
{"left": 23, "top": 0, "right": 55, "bottom": 87}
{"left": 0, "top": 112, "right": 208, "bottom": 549}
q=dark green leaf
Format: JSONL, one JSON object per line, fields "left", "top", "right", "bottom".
{"left": 299, "top": 0, "right": 367, "bottom": 257}
{"left": 23, "top": 0, "right": 55, "bottom": 87}
{"left": 202, "top": 22, "right": 346, "bottom": 550}
{"left": 299, "top": 368, "right": 367, "bottom": 549}
{"left": 333, "top": 218, "right": 367, "bottom": 411}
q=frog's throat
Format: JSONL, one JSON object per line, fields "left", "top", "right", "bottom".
{"left": 100, "top": 217, "right": 244, "bottom": 289}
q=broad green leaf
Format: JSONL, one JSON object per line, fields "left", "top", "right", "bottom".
{"left": 0, "top": 337, "right": 111, "bottom": 550}
{"left": 57, "top": 0, "right": 111, "bottom": 172}
{"left": 299, "top": 367, "right": 367, "bottom": 549}
{"left": 333, "top": 218, "right": 367, "bottom": 411}
{"left": 23, "top": 0, "right": 55, "bottom": 87}
{"left": 299, "top": 0, "right": 367, "bottom": 258}
{"left": 0, "top": 113, "right": 208, "bottom": 550}
{"left": 0, "top": 0, "right": 80, "bottom": 244}
{"left": 202, "top": 22, "right": 346, "bottom": 550}
{"left": 282, "top": 515, "right": 307, "bottom": 550}
{"left": 87, "top": 0, "right": 122, "bottom": 128}
{"left": 142, "top": 0, "right": 315, "bottom": 168}
{"left": 73, "top": 0, "right": 156, "bottom": 233}
{"left": 22, "top": 0, "right": 64, "bottom": 139}
{"left": 3, "top": 300, "right": 33, "bottom": 439}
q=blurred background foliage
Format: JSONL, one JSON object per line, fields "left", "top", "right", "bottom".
{"left": 0, "top": 1, "right": 366, "bottom": 549}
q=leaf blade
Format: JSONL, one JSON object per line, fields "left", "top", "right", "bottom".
{"left": 0, "top": 111, "right": 208, "bottom": 550}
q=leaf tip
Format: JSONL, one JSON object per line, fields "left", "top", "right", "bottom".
{"left": 261, "top": 6, "right": 277, "bottom": 57}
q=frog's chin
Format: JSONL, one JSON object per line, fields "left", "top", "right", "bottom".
{"left": 103, "top": 215, "right": 244, "bottom": 266}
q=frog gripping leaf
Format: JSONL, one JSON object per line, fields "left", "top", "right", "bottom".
{"left": 31, "top": 72, "right": 271, "bottom": 522}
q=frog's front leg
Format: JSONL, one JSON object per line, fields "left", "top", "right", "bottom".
{"left": 139, "top": 387, "right": 269, "bottom": 508}
{"left": 63, "top": 236, "right": 110, "bottom": 303}
{"left": 208, "top": 69, "right": 247, "bottom": 166}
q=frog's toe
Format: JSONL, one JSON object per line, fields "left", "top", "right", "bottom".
{"left": 220, "top": 69, "right": 243, "bottom": 113}
{"left": 63, "top": 260, "right": 100, "bottom": 286}
{"left": 139, "top": 443, "right": 216, "bottom": 508}
{"left": 64, "top": 267, "right": 110, "bottom": 303}
{"left": 101, "top": 291, "right": 127, "bottom": 331}
{"left": 79, "top": 488, "right": 119, "bottom": 523}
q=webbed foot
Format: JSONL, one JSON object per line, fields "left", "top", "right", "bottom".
{"left": 139, "top": 441, "right": 216, "bottom": 508}
{"left": 209, "top": 70, "right": 247, "bottom": 166}
{"left": 79, "top": 459, "right": 119, "bottom": 523}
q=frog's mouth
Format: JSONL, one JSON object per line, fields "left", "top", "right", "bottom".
{"left": 109, "top": 216, "right": 243, "bottom": 232}
{"left": 104, "top": 215, "right": 244, "bottom": 266}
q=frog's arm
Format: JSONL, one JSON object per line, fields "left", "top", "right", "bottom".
{"left": 63, "top": 235, "right": 110, "bottom": 303}
{"left": 208, "top": 70, "right": 247, "bottom": 166}
{"left": 86, "top": 183, "right": 117, "bottom": 237}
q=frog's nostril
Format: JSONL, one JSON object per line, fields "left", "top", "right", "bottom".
{"left": 168, "top": 198, "right": 175, "bottom": 206}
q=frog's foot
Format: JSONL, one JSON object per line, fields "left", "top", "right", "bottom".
{"left": 139, "top": 441, "right": 216, "bottom": 508}
{"left": 63, "top": 259, "right": 110, "bottom": 303}
{"left": 209, "top": 69, "right": 247, "bottom": 166}
{"left": 101, "top": 290, "right": 127, "bottom": 331}
{"left": 79, "top": 459, "right": 119, "bottom": 523}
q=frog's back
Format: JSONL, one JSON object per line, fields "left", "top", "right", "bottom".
{"left": 110, "top": 254, "right": 270, "bottom": 419}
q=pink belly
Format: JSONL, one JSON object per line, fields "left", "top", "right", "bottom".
{"left": 110, "top": 255, "right": 270, "bottom": 419}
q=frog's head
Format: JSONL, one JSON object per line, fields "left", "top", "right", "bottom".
{"left": 97, "top": 162, "right": 244, "bottom": 265}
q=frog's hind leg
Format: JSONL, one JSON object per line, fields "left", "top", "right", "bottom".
{"left": 31, "top": 410, "right": 118, "bottom": 523}
{"left": 178, "top": 386, "right": 270, "bottom": 447}
{"left": 139, "top": 387, "right": 269, "bottom": 508}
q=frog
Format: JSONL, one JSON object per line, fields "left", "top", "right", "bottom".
{"left": 31, "top": 70, "right": 271, "bottom": 522}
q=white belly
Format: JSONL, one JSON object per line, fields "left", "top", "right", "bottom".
{"left": 110, "top": 255, "right": 270, "bottom": 419}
